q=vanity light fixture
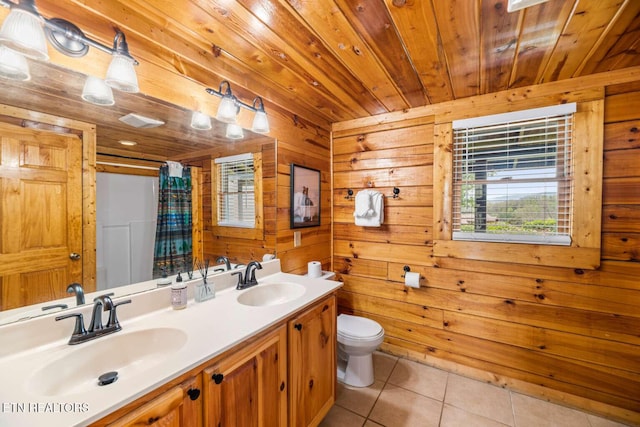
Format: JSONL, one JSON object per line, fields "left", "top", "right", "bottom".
{"left": 190, "top": 111, "right": 212, "bottom": 131}
{"left": 251, "top": 97, "right": 270, "bottom": 134}
{"left": 0, "top": 45, "right": 30, "bottom": 80}
{"left": 81, "top": 75, "right": 115, "bottom": 106}
{"left": 206, "top": 80, "right": 270, "bottom": 134}
{"left": 225, "top": 122, "right": 244, "bottom": 140}
{"left": 0, "top": 0, "right": 140, "bottom": 97}
{"left": 0, "top": 0, "right": 48, "bottom": 60}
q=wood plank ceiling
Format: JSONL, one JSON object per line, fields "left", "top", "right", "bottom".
{"left": 1, "top": 0, "right": 639, "bottom": 158}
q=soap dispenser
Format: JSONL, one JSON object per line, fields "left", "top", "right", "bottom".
{"left": 171, "top": 271, "right": 187, "bottom": 310}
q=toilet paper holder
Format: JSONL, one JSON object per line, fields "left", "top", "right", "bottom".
{"left": 401, "top": 265, "right": 411, "bottom": 278}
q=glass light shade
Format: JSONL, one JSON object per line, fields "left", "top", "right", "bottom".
{"left": 216, "top": 96, "right": 237, "bottom": 123}
{"left": 0, "top": 8, "right": 48, "bottom": 61}
{"left": 226, "top": 123, "right": 244, "bottom": 140}
{"left": 190, "top": 111, "right": 212, "bottom": 130}
{"left": 0, "top": 46, "right": 30, "bottom": 81}
{"left": 81, "top": 76, "right": 115, "bottom": 106}
{"left": 105, "top": 53, "right": 139, "bottom": 93}
{"left": 251, "top": 111, "right": 270, "bottom": 134}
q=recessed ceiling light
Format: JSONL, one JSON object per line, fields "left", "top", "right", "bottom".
{"left": 507, "top": 0, "right": 549, "bottom": 12}
{"left": 119, "top": 140, "right": 137, "bottom": 146}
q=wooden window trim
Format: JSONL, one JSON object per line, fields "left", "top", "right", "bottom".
{"left": 211, "top": 152, "right": 264, "bottom": 241}
{"left": 433, "top": 99, "right": 603, "bottom": 269}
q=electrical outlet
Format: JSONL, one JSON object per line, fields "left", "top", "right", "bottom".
{"left": 293, "top": 231, "right": 301, "bottom": 247}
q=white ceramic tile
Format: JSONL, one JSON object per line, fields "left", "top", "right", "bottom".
{"left": 388, "top": 358, "right": 449, "bottom": 401}
{"left": 369, "top": 383, "right": 442, "bottom": 427}
{"left": 511, "top": 392, "right": 591, "bottom": 427}
{"left": 319, "top": 405, "right": 366, "bottom": 427}
{"left": 336, "top": 380, "right": 384, "bottom": 417}
{"left": 586, "top": 414, "right": 633, "bottom": 427}
{"left": 441, "top": 404, "right": 512, "bottom": 427}
{"left": 373, "top": 351, "right": 398, "bottom": 382}
{"left": 444, "top": 374, "right": 514, "bottom": 426}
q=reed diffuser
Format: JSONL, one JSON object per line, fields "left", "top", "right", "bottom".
{"left": 194, "top": 258, "right": 215, "bottom": 302}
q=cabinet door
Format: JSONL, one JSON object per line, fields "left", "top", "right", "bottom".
{"left": 203, "top": 325, "right": 287, "bottom": 427}
{"left": 107, "top": 376, "right": 202, "bottom": 427}
{"left": 289, "top": 295, "right": 337, "bottom": 427}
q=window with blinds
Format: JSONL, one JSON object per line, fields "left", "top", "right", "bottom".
{"left": 451, "top": 103, "right": 576, "bottom": 245}
{"left": 215, "top": 153, "right": 255, "bottom": 228}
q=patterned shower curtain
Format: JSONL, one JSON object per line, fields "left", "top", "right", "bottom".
{"left": 153, "top": 164, "right": 192, "bottom": 278}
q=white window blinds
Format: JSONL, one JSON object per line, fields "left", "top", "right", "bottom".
{"left": 451, "top": 104, "right": 575, "bottom": 245}
{"left": 215, "top": 153, "right": 255, "bottom": 228}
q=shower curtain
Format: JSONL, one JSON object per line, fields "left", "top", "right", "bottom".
{"left": 152, "top": 163, "right": 192, "bottom": 278}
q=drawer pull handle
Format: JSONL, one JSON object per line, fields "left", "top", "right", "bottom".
{"left": 212, "top": 373, "right": 224, "bottom": 384}
{"left": 187, "top": 388, "right": 200, "bottom": 400}
{"left": 294, "top": 323, "right": 302, "bottom": 331}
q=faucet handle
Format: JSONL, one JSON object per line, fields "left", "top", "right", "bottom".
{"left": 107, "top": 299, "right": 132, "bottom": 330}
{"left": 56, "top": 312, "right": 87, "bottom": 340}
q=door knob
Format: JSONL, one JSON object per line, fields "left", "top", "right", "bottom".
{"left": 69, "top": 252, "right": 81, "bottom": 260}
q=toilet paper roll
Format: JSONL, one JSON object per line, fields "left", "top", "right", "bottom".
{"left": 404, "top": 271, "right": 420, "bottom": 288}
{"left": 308, "top": 261, "right": 322, "bottom": 279}
{"left": 262, "top": 253, "right": 276, "bottom": 261}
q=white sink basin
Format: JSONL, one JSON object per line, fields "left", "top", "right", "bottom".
{"left": 237, "top": 282, "right": 306, "bottom": 307}
{"left": 26, "top": 327, "right": 187, "bottom": 397}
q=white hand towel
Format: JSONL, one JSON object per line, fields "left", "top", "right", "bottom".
{"left": 166, "top": 161, "right": 184, "bottom": 177}
{"left": 354, "top": 191, "right": 373, "bottom": 217}
{"left": 353, "top": 190, "right": 384, "bottom": 227}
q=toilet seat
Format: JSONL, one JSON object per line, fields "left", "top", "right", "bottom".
{"left": 337, "top": 314, "right": 383, "bottom": 340}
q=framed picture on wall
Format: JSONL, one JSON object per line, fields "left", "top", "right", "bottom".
{"left": 290, "top": 164, "right": 320, "bottom": 228}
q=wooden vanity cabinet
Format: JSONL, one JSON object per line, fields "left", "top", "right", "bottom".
{"left": 202, "top": 325, "right": 287, "bottom": 427}
{"left": 92, "top": 293, "right": 337, "bottom": 427}
{"left": 288, "top": 295, "right": 337, "bottom": 427}
{"left": 107, "top": 375, "right": 202, "bottom": 427}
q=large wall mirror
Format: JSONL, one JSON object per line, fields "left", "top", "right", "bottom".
{"left": 0, "top": 60, "right": 275, "bottom": 325}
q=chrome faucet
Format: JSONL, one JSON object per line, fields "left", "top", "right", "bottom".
{"left": 216, "top": 256, "right": 232, "bottom": 271}
{"left": 233, "top": 261, "right": 262, "bottom": 290}
{"left": 56, "top": 295, "right": 131, "bottom": 345}
{"left": 66, "top": 282, "right": 85, "bottom": 306}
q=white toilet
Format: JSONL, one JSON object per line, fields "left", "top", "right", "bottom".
{"left": 337, "top": 314, "right": 385, "bottom": 387}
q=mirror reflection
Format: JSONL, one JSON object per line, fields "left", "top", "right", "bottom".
{"left": 0, "top": 59, "right": 275, "bottom": 324}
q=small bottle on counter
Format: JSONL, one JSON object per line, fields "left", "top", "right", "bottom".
{"left": 171, "top": 272, "right": 187, "bottom": 310}
{"left": 157, "top": 268, "right": 172, "bottom": 287}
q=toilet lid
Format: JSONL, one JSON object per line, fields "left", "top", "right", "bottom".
{"left": 338, "top": 314, "right": 382, "bottom": 338}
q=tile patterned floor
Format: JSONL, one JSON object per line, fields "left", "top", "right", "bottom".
{"left": 320, "top": 352, "right": 633, "bottom": 427}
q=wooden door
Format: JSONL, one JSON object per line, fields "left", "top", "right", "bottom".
{"left": 203, "top": 326, "right": 287, "bottom": 427}
{"left": 289, "top": 295, "right": 337, "bottom": 427}
{"left": 0, "top": 122, "right": 83, "bottom": 310}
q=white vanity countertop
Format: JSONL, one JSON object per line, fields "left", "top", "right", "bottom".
{"left": 0, "top": 260, "right": 342, "bottom": 427}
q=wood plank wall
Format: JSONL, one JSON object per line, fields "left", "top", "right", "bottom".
{"left": 276, "top": 125, "right": 332, "bottom": 274}
{"left": 332, "top": 80, "right": 640, "bottom": 424}
{"left": 177, "top": 111, "right": 333, "bottom": 272}
{"left": 179, "top": 139, "right": 277, "bottom": 266}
